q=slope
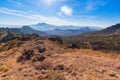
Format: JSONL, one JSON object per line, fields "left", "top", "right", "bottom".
{"left": 0, "top": 36, "right": 120, "bottom": 80}
{"left": 0, "top": 26, "right": 48, "bottom": 37}
{"left": 62, "top": 23, "right": 120, "bottom": 51}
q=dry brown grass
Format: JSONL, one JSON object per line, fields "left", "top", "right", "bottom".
{"left": 46, "top": 71, "right": 65, "bottom": 80}
{"left": 0, "top": 39, "right": 120, "bottom": 80}
{"left": 78, "top": 49, "right": 120, "bottom": 59}
{"left": 0, "top": 39, "right": 22, "bottom": 52}
{"left": 0, "top": 65, "right": 9, "bottom": 72}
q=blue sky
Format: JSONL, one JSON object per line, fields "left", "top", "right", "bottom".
{"left": 0, "top": 0, "right": 120, "bottom": 27}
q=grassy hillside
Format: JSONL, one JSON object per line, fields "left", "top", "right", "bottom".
{"left": 62, "top": 24, "right": 120, "bottom": 52}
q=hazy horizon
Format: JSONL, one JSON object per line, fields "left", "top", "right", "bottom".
{"left": 0, "top": 0, "right": 120, "bottom": 28}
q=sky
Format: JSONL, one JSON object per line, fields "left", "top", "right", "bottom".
{"left": 0, "top": 0, "right": 120, "bottom": 27}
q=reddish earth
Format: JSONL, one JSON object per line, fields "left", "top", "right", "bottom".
{"left": 0, "top": 39, "right": 120, "bottom": 80}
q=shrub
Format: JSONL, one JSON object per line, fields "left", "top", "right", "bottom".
{"left": 0, "top": 39, "right": 22, "bottom": 52}
{"left": 17, "top": 49, "right": 34, "bottom": 62}
{"left": 48, "top": 36, "right": 63, "bottom": 44}
{"left": 36, "top": 46, "right": 46, "bottom": 53}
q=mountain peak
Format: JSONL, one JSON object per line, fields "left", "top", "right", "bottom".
{"left": 22, "top": 26, "right": 33, "bottom": 30}
{"left": 37, "top": 23, "right": 49, "bottom": 26}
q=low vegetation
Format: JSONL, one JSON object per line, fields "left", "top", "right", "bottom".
{"left": 0, "top": 39, "right": 22, "bottom": 52}
{"left": 62, "top": 24, "right": 120, "bottom": 52}
{"left": 45, "top": 71, "right": 65, "bottom": 80}
{"left": 62, "top": 35, "right": 120, "bottom": 52}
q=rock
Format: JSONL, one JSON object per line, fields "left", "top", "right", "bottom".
{"left": 67, "top": 43, "right": 79, "bottom": 49}
{"left": 117, "top": 66, "right": 120, "bottom": 69}
{"left": 54, "top": 65, "right": 64, "bottom": 71}
{"left": 36, "top": 46, "right": 46, "bottom": 53}
{"left": 2, "top": 74, "right": 6, "bottom": 77}
{"left": 24, "top": 74, "right": 28, "bottom": 77}
{"left": 38, "top": 55, "right": 46, "bottom": 62}
{"left": 23, "top": 49, "right": 34, "bottom": 60}
{"left": 33, "top": 55, "right": 46, "bottom": 62}
{"left": 35, "top": 72, "right": 38, "bottom": 75}
{"left": 17, "top": 49, "right": 34, "bottom": 62}
{"left": 109, "top": 73, "right": 117, "bottom": 77}
{"left": 2, "top": 74, "right": 7, "bottom": 80}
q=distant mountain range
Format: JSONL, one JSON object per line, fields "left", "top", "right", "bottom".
{"left": 45, "top": 27, "right": 96, "bottom": 36}
{"left": 0, "top": 25, "right": 97, "bottom": 37}
{"left": 31, "top": 23, "right": 102, "bottom": 36}
{"left": 31, "top": 23, "right": 102, "bottom": 31}
{"left": 0, "top": 26, "right": 48, "bottom": 36}
{"left": 0, "top": 23, "right": 102, "bottom": 36}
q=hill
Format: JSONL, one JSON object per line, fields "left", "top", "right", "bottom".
{"left": 62, "top": 23, "right": 120, "bottom": 51}
{"left": 0, "top": 26, "right": 48, "bottom": 37}
{"left": 97, "top": 23, "right": 120, "bottom": 34}
{"left": 0, "top": 34, "right": 120, "bottom": 80}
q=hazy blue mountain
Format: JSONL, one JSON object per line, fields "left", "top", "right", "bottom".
{"left": 31, "top": 23, "right": 102, "bottom": 31}
{"left": 0, "top": 23, "right": 102, "bottom": 36}
{"left": 45, "top": 27, "right": 96, "bottom": 36}
{"left": 31, "top": 23, "right": 57, "bottom": 31}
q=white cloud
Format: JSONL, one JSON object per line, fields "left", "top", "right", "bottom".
{"left": 59, "top": 5, "right": 73, "bottom": 16}
{"left": 85, "top": 0, "right": 106, "bottom": 11}
{"left": 0, "top": 7, "right": 107, "bottom": 27}
{"left": 0, "top": 7, "right": 76, "bottom": 25}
